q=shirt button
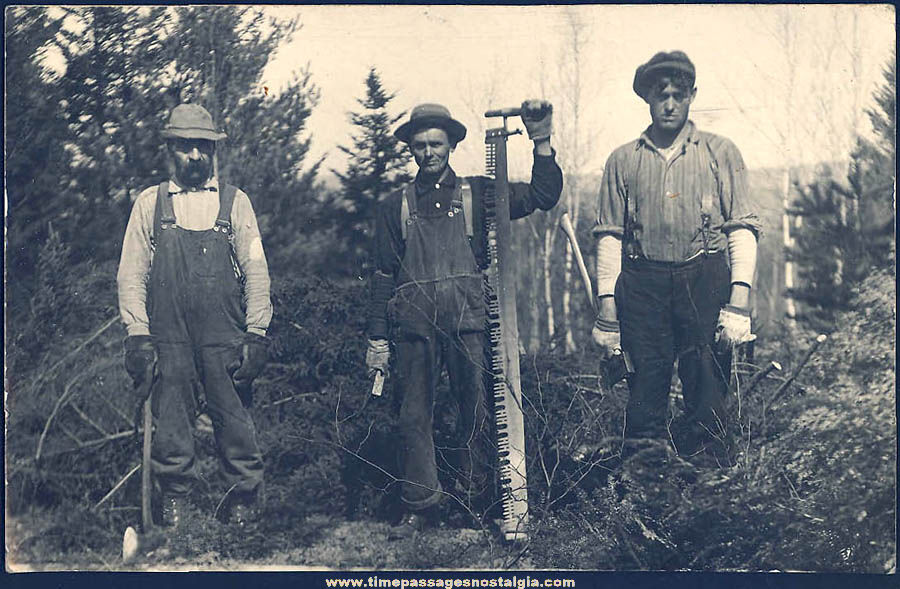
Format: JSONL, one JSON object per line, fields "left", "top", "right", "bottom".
{"left": 435, "top": 202, "right": 441, "bottom": 208}
{"left": 435, "top": 183, "right": 440, "bottom": 190}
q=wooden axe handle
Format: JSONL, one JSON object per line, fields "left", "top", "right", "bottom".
{"left": 140, "top": 396, "right": 153, "bottom": 531}
{"left": 559, "top": 212, "right": 595, "bottom": 313}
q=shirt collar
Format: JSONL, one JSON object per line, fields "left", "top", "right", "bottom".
{"left": 637, "top": 120, "right": 699, "bottom": 152}
{"left": 168, "top": 177, "right": 218, "bottom": 194}
{"left": 415, "top": 167, "right": 456, "bottom": 195}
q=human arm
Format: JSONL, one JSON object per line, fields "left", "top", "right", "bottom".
{"left": 713, "top": 137, "right": 760, "bottom": 311}
{"left": 366, "top": 193, "right": 405, "bottom": 340}
{"left": 231, "top": 190, "right": 273, "bottom": 336}
{"left": 117, "top": 188, "right": 156, "bottom": 337}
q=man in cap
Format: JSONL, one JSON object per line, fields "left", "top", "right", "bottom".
{"left": 592, "top": 51, "right": 760, "bottom": 464}
{"left": 117, "top": 103, "right": 272, "bottom": 527}
{"left": 365, "top": 100, "right": 562, "bottom": 536}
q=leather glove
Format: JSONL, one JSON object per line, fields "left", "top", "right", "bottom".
{"left": 231, "top": 333, "right": 269, "bottom": 392}
{"left": 366, "top": 338, "right": 390, "bottom": 379}
{"left": 715, "top": 305, "right": 753, "bottom": 351}
{"left": 592, "top": 317, "right": 621, "bottom": 361}
{"left": 521, "top": 99, "right": 553, "bottom": 141}
{"left": 124, "top": 335, "right": 157, "bottom": 399}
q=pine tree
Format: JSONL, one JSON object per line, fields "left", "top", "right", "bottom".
{"left": 788, "top": 53, "right": 896, "bottom": 331}
{"left": 51, "top": 6, "right": 172, "bottom": 262}
{"left": 5, "top": 6, "right": 70, "bottom": 294}
{"left": 332, "top": 67, "right": 413, "bottom": 275}
{"left": 165, "top": 6, "right": 323, "bottom": 275}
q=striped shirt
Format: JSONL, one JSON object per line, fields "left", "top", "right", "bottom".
{"left": 593, "top": 121, "right": 761, "bottom": 262}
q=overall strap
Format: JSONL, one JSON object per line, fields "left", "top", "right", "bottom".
{"left": 400, "top": 183, "right": 417, "bottom": 241}
{"left": 157, "top": 181, "right": 176, "bottom": 230}
{"left": 448, "top": 178, "right": 474, "bottom": 238}
{"left": 460, "top": 179, "right": 473, "bottom": 238}
{"left": 214, "top": 182, "right": 238, "bottom": 235}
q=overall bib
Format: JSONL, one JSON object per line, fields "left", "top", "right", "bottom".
{"left": 390, "top": 180, "right": 493, "bottom": 511}
{"left": 148, "top": 181, "right": 264, "bottom": 499}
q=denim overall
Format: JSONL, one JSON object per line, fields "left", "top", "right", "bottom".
{"left": 148, "top": 181, "right": 264, "bottom": 499}
{"left": 390, "top": 179, "right": 493, "bottom": 511}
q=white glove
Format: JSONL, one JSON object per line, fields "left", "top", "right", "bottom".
{"left": 592, "top": 317, "right": 621, "bottom": 361}
{"left": 521, "top": 99, "right": 553, "bottom": 141}
{"left": 715, "top": 305, "right": 753, "bottom": 350}
{"left": 365, "top": 339, "right": 390, "bottom": 379}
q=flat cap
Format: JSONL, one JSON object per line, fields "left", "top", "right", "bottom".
{"left": 633, "top": 51, "right": 696, "bottom": 100}
{"left": 395, "top": 103, "right": 467, "bottom": 145}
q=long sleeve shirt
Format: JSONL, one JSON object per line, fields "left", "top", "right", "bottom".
{"left": 117, "top": 178, "right": 273, "bottom": 337}
{"left": 366, "top": 150, "right": 563, "bottom": 339}
{"left": 593, "top": 121, "right": 761, "bottom": 263}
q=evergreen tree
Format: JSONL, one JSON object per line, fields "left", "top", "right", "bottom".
{"left": 165, "top": 6, "right": 323, "bottom": 275}
{"left": 5, "top": 6, "right": 70, "bottom": 298}
{"left": 788, "top": 53, "right": 896, "bottom": 331}
{"left": 332, "top": 67, "right": 413, "bottom": 275}
{"left": 51, "top": 6, "right": 172, "bottom": 262}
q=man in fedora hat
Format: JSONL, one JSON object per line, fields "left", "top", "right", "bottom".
{"left": 591, "top": 51, "right": 760, "bottom": 464}
{"left": 365, "top": 100, "right": 562, "bottom": 537}
{"left": 117, "top": 103, "right": 272, "bottom": 527}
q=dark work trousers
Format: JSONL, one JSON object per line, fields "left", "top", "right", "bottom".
{"left": 389, "top": 187, "right": 494, "bottom": 511}
{"left": 148, "top": 197, "right": 264, "bottom": 500}
{"left": 616, "top": 251, "right": 733, "bottom": 456}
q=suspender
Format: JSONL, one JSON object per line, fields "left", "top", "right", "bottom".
{"left": 154, "top": 181, "right": 236, "bottom": 233}
{"left": 400, "top": 178, "right": 473, "bottom": 241}
{"left": 151, "top": 181, "right": 243, "bottom": 280}
{"left": 623, "top": 135, "right": 722, "bottom": 257}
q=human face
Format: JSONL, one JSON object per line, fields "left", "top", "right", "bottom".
{"left": 410, "top": 127, "right": 452, "bottom": 177}
{"left": 170, "top": 137, "right": 215, "bottom": 188}
{"left": 647, "top": 76, "right": 696, "bottom": 136}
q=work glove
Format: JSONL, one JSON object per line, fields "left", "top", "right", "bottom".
{"left": 521, "top": 99, "right": 553, "bottom": 141}
{"left": 124, "top": 335, "right": 157, "bottom": 401}
{"left": 366, "top": 338, "right": 390, "bottom": 379}
{"left": 592, "top": 317, "right": 621, "bottom": 361}
{"left": 715, "top": 305, "right": 753, "bottom": 351}
{"left": 230, "top": 333, "right": 270, "bottom": 400}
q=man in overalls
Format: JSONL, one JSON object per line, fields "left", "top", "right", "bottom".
{"left": 117, "top": 104, "right": 272, "bottom": 527}
{"left": 592, "top": 51, "right": 761, "bottom": 464}
{"left": 365, "top": 101, "right": 562, "bottom": 537}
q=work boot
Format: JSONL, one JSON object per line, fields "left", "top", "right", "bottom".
{"left": 388, "top": 511, "right": 429, "bottom": 540}
{"left": 229, "top": 502, "right": 258, "bottom": 528}
{"left": 160, "top": 495, "right": 190, "bottom": 528}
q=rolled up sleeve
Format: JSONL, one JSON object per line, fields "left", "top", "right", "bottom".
{"left": 232, "top": 190, "right": 273, "bottom": 335}
{"left": 717, "top": 138, "right": 762, "bottom": 236}
{"left": 592, "top": 149, "right": 627, "bottom": 238}
{"left": 117, "top": 188, "right": 155, "bottom": 337}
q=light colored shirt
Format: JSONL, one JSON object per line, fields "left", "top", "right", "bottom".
{"left": 593, "top": 121, "right": 761, "bottom": 262}
{"left": 117, "top": 178, "right": 273, "bottom": 337}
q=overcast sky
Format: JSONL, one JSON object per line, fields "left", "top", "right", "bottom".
{"left": 260, "top": 4, "right": 895, "bottom": 180}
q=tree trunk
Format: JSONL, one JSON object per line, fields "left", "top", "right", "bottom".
{"left": 782, "top": 167, "right": 797, "bottom": 323}
{"left": 562, "top": 242, "right": 576, "bottom": 353}
{"left": 543, "top": 225, "right": 555, "bottom": 345}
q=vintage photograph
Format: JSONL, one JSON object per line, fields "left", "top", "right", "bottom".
{"left": 4, "top": 3, "right": 896, "bottom": 574}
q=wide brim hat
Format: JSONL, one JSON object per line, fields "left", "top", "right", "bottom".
{"left": 161, "top": 103, "right": 227, "bottom": 141}
{"left": 395, "top": 103, "right": 467, "bottom": 145}
{"left": 633, "top": 51, "right": 696, "bottom": 101}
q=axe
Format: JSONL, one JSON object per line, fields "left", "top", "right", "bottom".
{"left": 559, "top": 211, "right": 595, "bottom": 313}
{"left": 122, "top": 365, "right": 164, "bottom": 563}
